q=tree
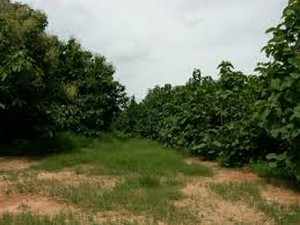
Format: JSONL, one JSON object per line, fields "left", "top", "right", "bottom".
{"left": 0, "top": 1, "right": 127, "bottom": 153}
{"left": 255, "top": 0, "right": 300, "bottom": 179}
{"left": 0, "top": 1, "right": 61, "bottom": 141}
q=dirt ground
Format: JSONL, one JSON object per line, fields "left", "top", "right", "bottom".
{"left": 0, "top": 157, "right": 300, "bottom": 225}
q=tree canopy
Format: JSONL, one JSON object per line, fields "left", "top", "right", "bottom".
{"left": 116, "top": 0, "right": 300, "bottom": 182}
{"left": 0, "top": 1, "right": 126, "bottom": 149}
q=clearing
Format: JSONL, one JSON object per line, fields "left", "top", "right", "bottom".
{"left": 0, "top": 135, "right": 300, "bottom": 225}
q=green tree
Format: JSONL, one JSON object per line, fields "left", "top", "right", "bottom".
{"left": 0, "top": 1, "right": 127, "bottom": 154}
{"left": 0, "top": 1, "right": 62, "bottom": 141}
{"left": 255, "top": 0, "right": 300, "bottom": 180}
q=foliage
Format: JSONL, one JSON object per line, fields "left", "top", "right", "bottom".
{"left": 0, "top": 1, "right": 126, "bottom": 153}
{"left": 116, "top": 63, "right": 260, "bottom": 163}
{"left": 55, "top": 39, "right": 127, "bottom": 136}
{"left": 116, "top": 0, "right": 300, "bottom": 181}
{"left": 0, "top": 1, "right": 60, "bottom": 141}
{"left": 254, "top": 0, "right": 300, "bottom": 180}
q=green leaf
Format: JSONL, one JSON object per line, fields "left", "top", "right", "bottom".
{"left": 292, "top": 104, "right": 300, "bottom": 119}
{"left": 270, "top": 79, "right": 281, "bottom": 91}
{"left": 291, "top": 73, "right": 300, "bottom": 79}
{"left": 270, "top": 129, "right": 280, "bottom": 138}
{"left": 0, "top": 71, "right": 8, "bottom": 81}
{"left": 266, "top": 152, "right": 287, "bottom": 161}
{"left": 192, "top": 143, "right": 206, "bottom": 150}
{"left": 266, "top": 27, "right": 275, "bottom": 33}
{"left": 212, "top": 141, "right": 222, "bottom": 148}
{"left": 269, "top": 162, "right": 278, "bottom": 168}
{"left": 266, "top": 153, "right": 277, "bottom": 160}
{"left": 285, "top": 9, "right": 294, "bottom": 16}
{"left": 275, "top": 152, "right": 287, "bottom": 161}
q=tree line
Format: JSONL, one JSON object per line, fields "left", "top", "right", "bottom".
{"left": 116, "top": 0, "right": 300, "bottom": 182}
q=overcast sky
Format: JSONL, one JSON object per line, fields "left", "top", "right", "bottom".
{"left": 18, "top": 0, "right": 287, "bottom": 99}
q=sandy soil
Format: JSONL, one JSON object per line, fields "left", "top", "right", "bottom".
{"left": 0, "top": 157, "right": 299, "bottom": 225}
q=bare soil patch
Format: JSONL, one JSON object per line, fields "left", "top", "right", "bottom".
{"left": 179, "top": 158, "right": 277, "bottom": 224}
{"left": 262, "top": 184, "right": 300, "bottom": 205}
{"left": 93, "top": 210, "right": 167, "bottom": 225}
{"left": 0, "top": 194, "right": 74, "bottom": 215}
{"left": 185, "top": 158, "right": 218, "bottom": 169}
{"left": 216, "top": 168, "right": 259, "bottom": 182}
{"left": 187, "top": 158, "right": 300, "bottom": 205}
{"left": 0, "top": 174, "right": 13, "bottom": 194}
{"left": 0, "top": 192, "right": 166, "bottom": 225}
{"left": 0, "top": 158, "right": 36, "bottom": 171}
{"left": 37, "top": 171, "right": 119, "bottom": 189}
{"left": 175, "top": 179, "right": 274, "bottom": 225}
{"left": 1, "top": 156, "right": 299, "bottom": 224}
{"left": 0, "top": 180, "right": 12, "bottom": 194}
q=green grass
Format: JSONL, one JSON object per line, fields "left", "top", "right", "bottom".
{"left": 251, "top": 161, "right": 300, "bottom": 194}
{"left": 210, "top": 182, "right": 300, "bottom": 225}
{"left": 14, "top": 173, "right": 196, "bottom": 224}
{"left": 23, "top": 176, "right": 192, "bottom": 224}
{"left": 32, "top": 150, "right": 95, "bottom": 171}
{"left": 251, "top": 161, "right": 297, "bottom": 182}
{"left": 210, "top": 182, "right": 261, "bottom": 201}
{"left": 0, "top": 211, "right": 142, "bottom": 225}
{"left": 0, "top": 212, "right": 81, "bottom": 225}
{"left": 11, "top": 133, "right": 212, "bottom": 224}
{"left": 4, "top": 133, "right": 300, "bottom": 224}
{"left": 36, "top": 134, "right": 213, "bottom": 177}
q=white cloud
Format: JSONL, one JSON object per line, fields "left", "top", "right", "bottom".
{"left": 18, "top": 0, "right": 287, "bottom": 98}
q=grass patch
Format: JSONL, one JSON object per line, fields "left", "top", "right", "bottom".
{"left": 251, "top": 161, "right": 300, "bottom": 193}
{"left": 14, "top": 174, "right": 196, "bottom": 224}
{"left": 251, "top": 161, "right": 298, "bottom": 182}
{"left": 13, "top": 134, "right": 210, "bottom": 224}
{"left": 210, "top": 182, "right": 300, "bottom": 225}
{"left": 251, "top": 161, "right": 280, "bottom": 178}
{"left": 36, "top": 135, "right": 213, "bottom": 177}
{"left": 210, "top": 182, "right": 260, "bottom": 202}
{"left": 107, "top": 176, "right": 187, "bottom": 222}
{"left": 137, "top": 174, "right": 161, "bottom": 188}
{"left": 32, "top": 151, "right": 94, "bottom": 171}
{"left": 0, "top": 212, "right": 80, "bottom": 225}
{"left": 3, "top": 170, "right": 20, "bottom": 182}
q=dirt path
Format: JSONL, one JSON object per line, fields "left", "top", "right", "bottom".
{"left": 0, "top": 157, "right": 300, "bottom": 224}
{"left": 181, "top": 158, "right": 300, "bottom": 225}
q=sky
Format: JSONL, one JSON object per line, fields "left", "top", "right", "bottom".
{"left": 17, "top": 0, "right": 287, "bottom": 99}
